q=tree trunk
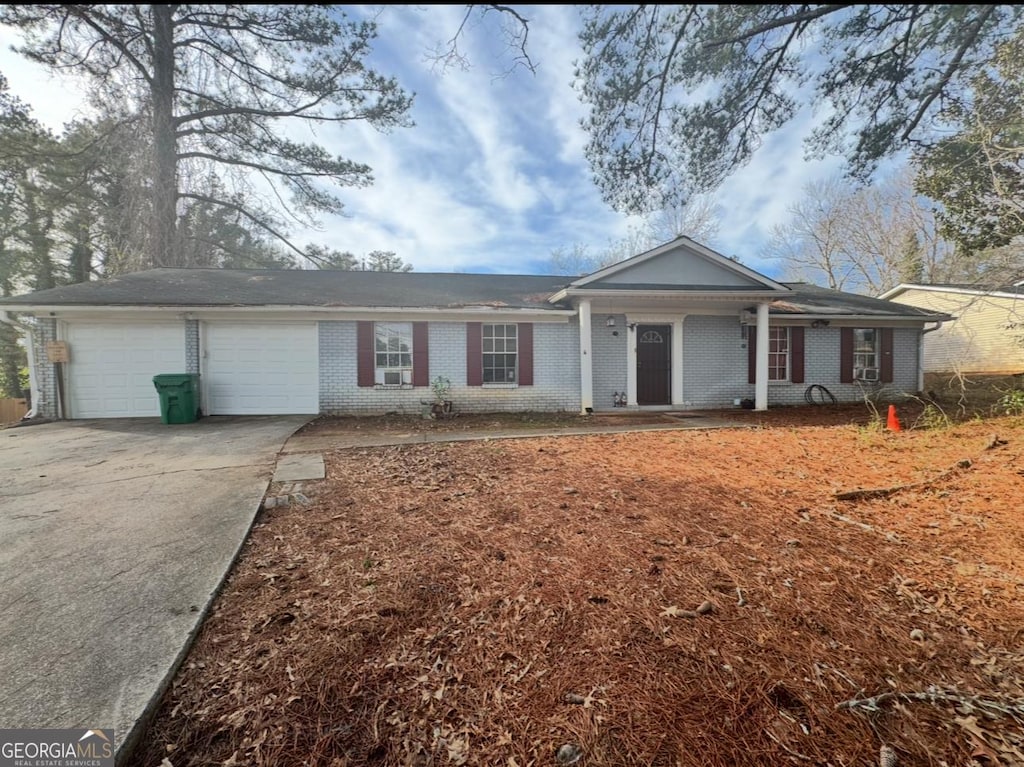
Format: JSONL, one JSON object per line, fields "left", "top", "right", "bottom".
{"left": 150, "top": 4, "right": 178, "bottom": 268}
{"left": 69, "top": 240, "right": 92, "bottom": 284}
{"left": 22, "top": 177, "right": 55, "bottom": 290}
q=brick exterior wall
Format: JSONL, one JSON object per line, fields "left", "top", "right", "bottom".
{"left": 32, "top": 312, "right": 920, "bottom": 419}
{"left": 591, "top": 313, "right": 628, "bottom": 410}
{"left": 681, "top": 316, "right": 920, "bottom": 408}
{"left": 680, "top": 315, "right": 749, "bottom": 409}
{"left": 30, "top": 317, "right": 59, "bottom": 419}
{"left": 780, "top": 323, "right": 920, "bottom": 406}
{"left": 185, "top": 319, "right": 200, "bottom": 375}
{"left": 319, "top": 320, "right": 581, "bottom": 415}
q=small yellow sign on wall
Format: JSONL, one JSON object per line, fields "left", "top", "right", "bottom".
{"left": 46, "top": 340, "right": 69, "bottom": 363}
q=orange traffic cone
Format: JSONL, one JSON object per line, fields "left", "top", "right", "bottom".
{"left": 887, "top": 404, "right": 902, "bottom": 432}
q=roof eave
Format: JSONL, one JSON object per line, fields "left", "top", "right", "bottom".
{"left": 1, "top": 303, "right": 576, "bottom": 316}
{"left": 741, "top": 310, "right": 952, "bottom": 323}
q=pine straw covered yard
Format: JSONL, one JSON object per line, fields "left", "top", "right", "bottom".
{"left": 132, "top": 419, "right": 1024, "bottom": 767}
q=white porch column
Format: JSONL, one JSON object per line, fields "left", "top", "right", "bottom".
{"left": 579, "top": 298, "right": 594, "bottom": 413}
{"left": 755, "top": 301, "right": 769, "bottom": 411}
{"left": 626, "top": 322, "right": 637, "bottom": 407}
{"left": 672, "top": 318, "right": 684, "bottom": 406}
{"left": 917, "top": 328, "right": 926, "bottom": 392}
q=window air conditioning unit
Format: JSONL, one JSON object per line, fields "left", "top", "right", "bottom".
{"left": 857, "top": 368, "right": 879, "bottom": 382}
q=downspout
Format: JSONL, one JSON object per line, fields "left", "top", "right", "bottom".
{"left": 919, "top": 320, "right": 944, "bottom": 392}
{"left": 0, "top": 310, "right": 40, "bottom": 419}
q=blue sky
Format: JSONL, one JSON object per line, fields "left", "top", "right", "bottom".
{"left": 0, "top": 5, "right": 848, "bottom": 277}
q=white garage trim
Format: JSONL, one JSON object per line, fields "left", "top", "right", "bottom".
{"left": 200, "top": 321, "right": 319, "bottom": 415}
{"left": 62, "top": 320, "right": 187, "bottom": 419}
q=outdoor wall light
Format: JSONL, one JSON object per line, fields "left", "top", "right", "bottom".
{"left": 811, "top": 319, "right": 831, "bottom": 329}
{"left": 605, "top": 316, "right": 616, "bottom": 327}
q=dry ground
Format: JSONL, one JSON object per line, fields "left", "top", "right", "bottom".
{"left": 131, "top": 416, "right": 1024, "bottom": 767}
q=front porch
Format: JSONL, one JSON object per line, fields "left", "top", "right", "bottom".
{"left": 578, "top": 297, "right": 775, "bottom": 413}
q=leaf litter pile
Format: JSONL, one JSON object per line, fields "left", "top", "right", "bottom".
{"left": 132, "top": 418, "right": 1024, "bottom": 767}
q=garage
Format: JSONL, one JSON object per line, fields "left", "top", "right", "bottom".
{"left": 65, "top": 321, "right": 187, "bottom": 418}
{"left": 203, "top": 322, "right": 319, "bottom": 415}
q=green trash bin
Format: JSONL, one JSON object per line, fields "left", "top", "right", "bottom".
{"left": 153, "top": 373, "right": 200, "bottom": 424}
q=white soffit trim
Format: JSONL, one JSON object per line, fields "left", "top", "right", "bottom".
{"left": 564, "top": 236, "right": 790, "bottom": 292}
{"left": 561, "top": 288, "right": 783, "bottom": 299}
{"left": 877, "top": 283, "right": 910, "bottom": 300}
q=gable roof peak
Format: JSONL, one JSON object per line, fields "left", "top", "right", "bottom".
{"left": 568, "top": 237, "right": 788, "bottom": 292}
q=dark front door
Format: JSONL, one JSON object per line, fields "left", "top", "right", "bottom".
{"left": 637, "top": 324, "right": 671, "bottom": 405}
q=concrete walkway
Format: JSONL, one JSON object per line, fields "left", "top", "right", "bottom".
{"left": 0, "top": 416, "right": 309, "bottom": 761}
{"left": 281, "top": 415, "right": 741, "bottom": 453}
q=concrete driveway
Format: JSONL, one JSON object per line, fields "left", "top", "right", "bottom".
{"left": 0, "top": 416, "right": 308, "bottom": 760}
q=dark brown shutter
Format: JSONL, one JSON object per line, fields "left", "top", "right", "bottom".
{"left": 880, "top": 327, "right": 894, "bottom": 383}
{"left": 412, "top": 322, "right": 429, "bottom": 387}
{"left": 466, "top": 322, "right": 482, "bottom": 386}
{"left": 840, "top": 327, "right": 854, "bottom": 383}
{"left": 790, "top": 327, "right": 805, "bottom": 384}
{"left": 357, "top": 321, "right": 376, "bottom": 387}
{"left": 517, "top": 323, "right": 533, "bottom": 386}
{"left": 747, "top": 326, "right": 757, "bottom": 384}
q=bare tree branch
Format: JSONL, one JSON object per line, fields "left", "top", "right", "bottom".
{"left": 702, "top": 4, "right": 853, "bottom": 48}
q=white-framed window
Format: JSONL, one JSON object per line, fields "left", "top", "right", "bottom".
{"left": 483, "top": 323, "right": 517, "bottom": 383}
{"left": 853, "top": 328, "right": 879, "bottom": 381}
{"left": 375, "top": 322, "right": 412, "bottom": 385}
{"left": 768, "top": 327, "right": 789, "bottom": 381}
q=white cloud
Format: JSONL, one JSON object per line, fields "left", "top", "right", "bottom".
{"left": 305, "top": 5, "right": 633, "bottom": 273}
{"left": 0, "top": 7, "right": 875, "bottom": 279}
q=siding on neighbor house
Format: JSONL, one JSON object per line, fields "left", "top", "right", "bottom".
{"left": 680, "top": 316, "right": 920, "bottom": 408}
{"left": 318, "top": 320, "right": 581, "bottom": 415}
{"left": 890, "top": 289, "right": 1024, "bottom": 374}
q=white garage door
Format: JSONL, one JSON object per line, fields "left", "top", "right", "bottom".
{"left": 204, "top": 322, "right": 319, "bottom": 415}
{"left": 66, "top": 321, "right": 187, "bottom": 418}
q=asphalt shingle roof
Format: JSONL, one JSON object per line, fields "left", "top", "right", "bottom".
{"left": 775, "top": 283, "right": 948, "bottom": 318}
{"left": 0, "top": 268, "right": 572, "bottom": 310}
{"left": 0, "top": 269, "right": 948, "bottom": 319}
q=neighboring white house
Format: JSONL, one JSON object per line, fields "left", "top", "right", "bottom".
{"left": 880, "top": 283, "right": 1024, "bottom": 375}
{"left": 1, "top": 237, "right": 949, "bottom": 420}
